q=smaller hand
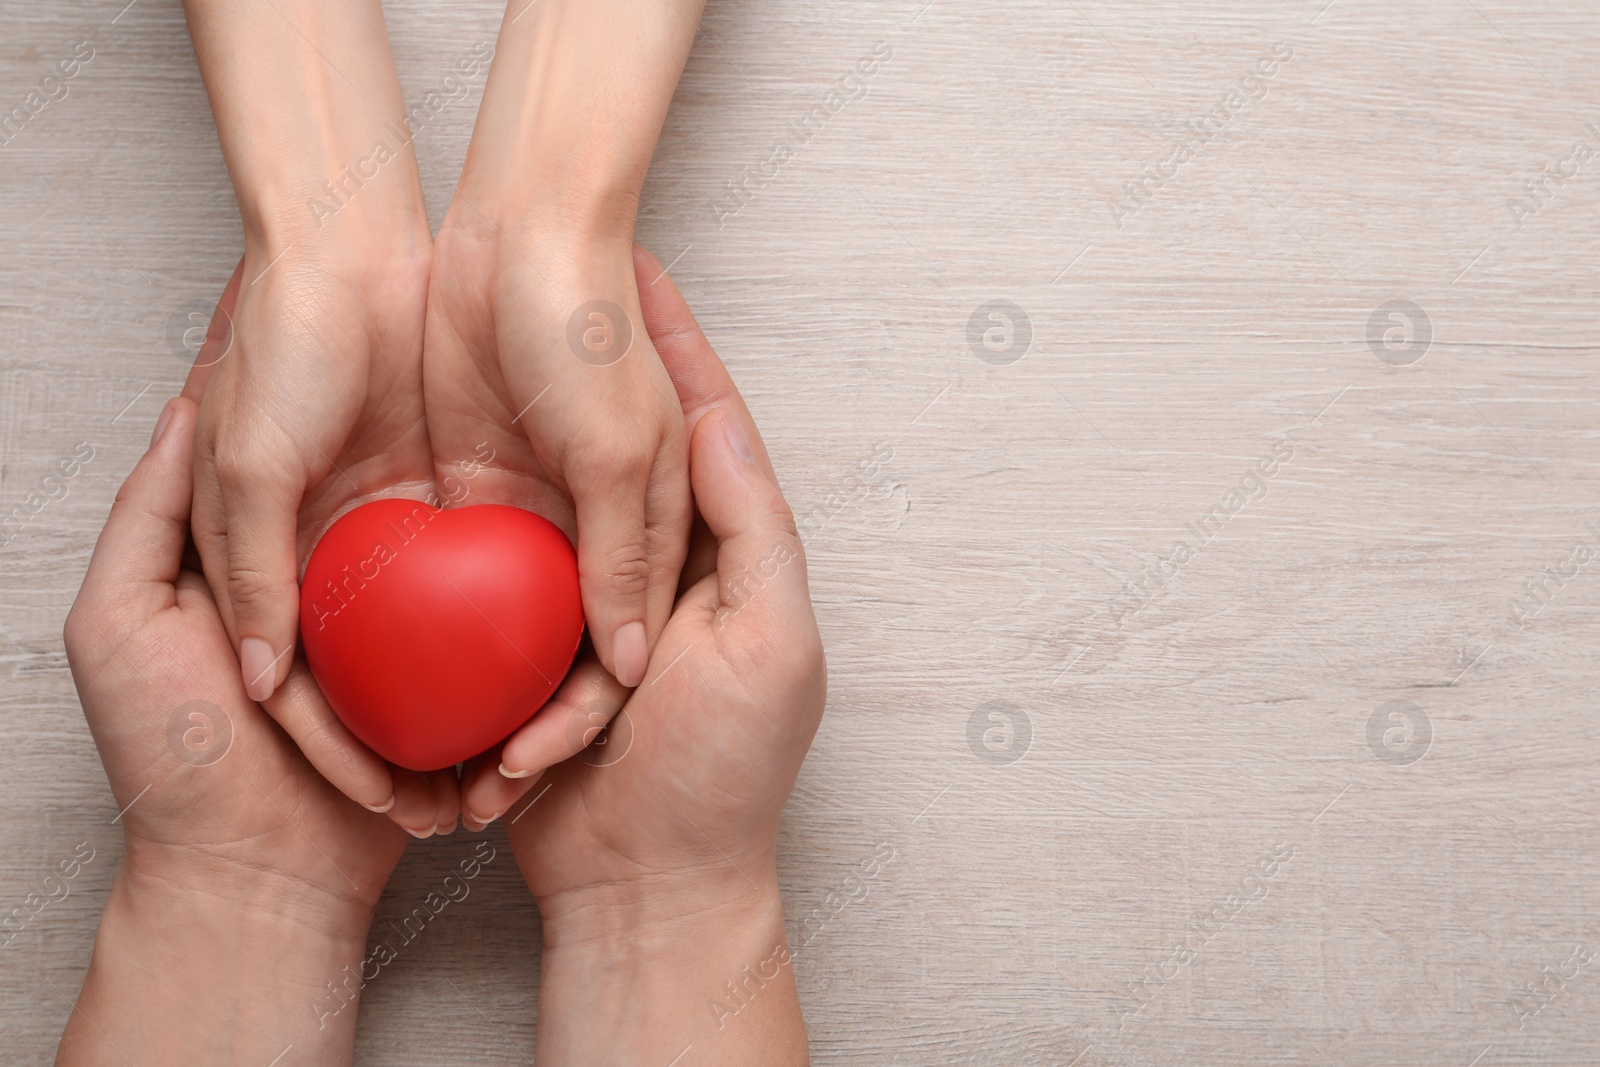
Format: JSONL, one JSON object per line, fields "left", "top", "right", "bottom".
{"left": 424, "top": 220, "right": 693, "bottom": 692}
{"left": 464, "top": 248, "right": 823, "bottom": 1064}
{"left": 60, "top": 397, "right": 411, "bottom": 1061}
{"left": 183, "top": 258, "right": 461, "bottom": 836}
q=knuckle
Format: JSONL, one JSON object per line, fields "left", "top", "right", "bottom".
{"left": 568, "top": 432, "right": 655, "bottom": 484}
{"left": 765, "top": 500, "right": 802, "bottom": 543}
{"left": 593, "top": 546, "right": 650, "bottom": 600}
{"left": 227, "top": 562, "right": 281, "bottom": 611}
{"left": 61, "top": 606, "right": 92, "bottom": 667}
{"left": 212, "top": 433, "right": 294, "bottom": 496}
{"left": 211, "top": 440, "right": 261, "bottom": 493}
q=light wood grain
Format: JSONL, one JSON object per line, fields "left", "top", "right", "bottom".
{"left": 4, "top": 0, "right": 1600, "bottom": 1063}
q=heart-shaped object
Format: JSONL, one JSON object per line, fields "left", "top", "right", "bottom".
{"left": 299, "top": 499, "right": 584, "bottom": 771}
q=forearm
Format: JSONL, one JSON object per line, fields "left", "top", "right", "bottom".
{"left": 59, "top": 858, "right": 376, "bottom": 1066}
{"left": 537, "top": 874, "right": 809, "bottom": 1066}
{"left": 182, "top": 0, "right": 428, "bottom": 252}
{"left": 459, "top": 0, "right": 705, "bottom": 238}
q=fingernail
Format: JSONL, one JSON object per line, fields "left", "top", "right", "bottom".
{"left": 404, "top": 825, "right": 435, "bottom": 840}
{"left": 462, "top": 817, "right": 486, "bottom": 833}
{"left": 722, "top": 411, "right": 755, "bottom": 464}
{"left": 240, "top": 637, "right": 278, "bottom": 702}
{"left": 614, "top": 621, "right": 647, "bottom": 687}
{"left": 149, "top": 401, "right": 175, "bottom": 449}
{"left": 499, "top": 762, "right": 536, "bottom": 779}
{"left": 363, "top": 795, "right": 396, "bottom": 814}
{"left": 436, "top": 817, "right": 457, "bottom": 836}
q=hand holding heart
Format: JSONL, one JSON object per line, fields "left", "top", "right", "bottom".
{"left": 60, "top": 399, "right": 412, "bottom": 1062}
{"left": 455, "top": 247, "right": 826, "bottom": 832}
{"left": 471, "top": 247, "right": 825, "bottom": 1065}
{"left": 179, "top": 268, "right": 464, "bottom": 835}
{"left": 66, "top": 248, "right": 821, "bottom": 1065}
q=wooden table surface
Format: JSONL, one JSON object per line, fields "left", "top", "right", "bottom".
{"left": 4, "top": 0, "right": 1599, "bottom": 1063}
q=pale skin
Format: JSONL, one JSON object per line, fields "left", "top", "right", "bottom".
{"left": 179, "top": 0, "right": 702, "bottom": 829}
{"left": 58, "top": 252, "right": 817, "bottom": 1065}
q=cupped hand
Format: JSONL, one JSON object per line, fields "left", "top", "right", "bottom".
{"left": 462, "top": 247, "right": 825, "bottom": 914}
{"left": 65, "top": 396, "right": 410, "bottom": 917}
{"left": 422, "top": 216, "right": 692, "bottom": 694}
{"left": 183, "top": 254, "right": 461, "bottom": 836}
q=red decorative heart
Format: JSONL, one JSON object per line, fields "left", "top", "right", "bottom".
{"left": 298, "top": 499, "right": 583, "bottom": 771}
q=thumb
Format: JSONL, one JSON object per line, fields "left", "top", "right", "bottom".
{"left": 75, "top": 398, "right": 196, "bottom": 622}
{"left": 691, "top": 408, "right": 809, "bottom": 621}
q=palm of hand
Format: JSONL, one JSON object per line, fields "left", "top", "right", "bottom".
{"left": 69, "top": 563, "right": 407, "bottom": 909}
{"left": 183, "top": 255, "right": 467, "bottom": 831}
{"left": 423, "top": 219, "right": 692, "bottom": 688}
{"left": 506, "top": 490, "right": 825, "bottom": 907}
{"left": 419, "top": 224, "right": 576, "bottom": 531}
{"left": 191, "top": 257, "right": 436, "bottom": 583}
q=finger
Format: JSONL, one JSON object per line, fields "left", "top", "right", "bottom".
{"left": 690, "top": 408, "right": 810, "bottom": 617}
{"left": 261, "top": 658, "right": 397, "bottom": 813}
{"left": 641, "top": 434, "right": 693, "bottom": 649}
{"left": 428, "top": 767, "right": 462, "bottom": 836}
{"left": 678, "top": 509, "right": 718, "bottom": 595}
{"left": 77, "top": 398, "right": 196, "bottom": 623}
{"left": 388, "top": 766, "right": 444, "bottom": 839}
{"left": 496, "top": 652, "right": 629, "bottom": 779}
{"left": 572, "top": 455, "right": 654, "bottom": 688}
{"left": 633, "top": 244, "right": 777, "bottom": 481}
{"left": 214, "top": 432, "right": 305, "bottom": 702}
{"left": 460, "top": 747, "right": 537, "bottom": 831}
{"left": 180, "top": 256, "right": 244, "bottom": 404}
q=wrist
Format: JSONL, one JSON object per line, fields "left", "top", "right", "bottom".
{"left": 449, "top": 0, "right": 704, "bottom": 245}
{"left": 241, "top": 180, "right": 432, "bottom": 272}
{"left": 448, "top": 166, "right": 639, "bottom": 255}
{"left": 62, "top": 853, "right": 378, "bottom": 1063}
{"left": 185, "top": 0, "right": 431, "bottom": 253}
{"left": 539, "top": 864, "right": 782, "bottom": 951}
{"left": 121, "top": 839, "right": 381, "bottom": 938}
{"left": 536, "top": 868, "right": 809, "bottom": 1064}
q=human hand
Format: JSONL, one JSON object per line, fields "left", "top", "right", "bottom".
{"left": 422, "top": 216, "right": 692, "bottom": 691}
{"left": 474, "top": 247, "right": 823, "bottom": 1064}
{"left": 183, "top": 263, "right": 462, "bottom": 836}
{"left": 58, "top": 397, "right": 410, "bottom": 1063}
{"left": 180, "top": 0, "right": 461, "bottom": 830}
{"left": 421, "top": 0, "right": 703, "bottom": 694}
